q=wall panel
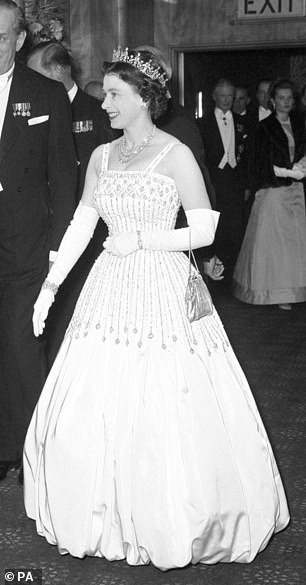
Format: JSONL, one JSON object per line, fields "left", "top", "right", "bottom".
{"left": 70, "top": 0, "right": 155, "bottom": 87}
{"left": 154, "top": 0, "right": 306, "bottom": 55}
{"left": 68, "top": 0, "right": 306, "bottom": 90}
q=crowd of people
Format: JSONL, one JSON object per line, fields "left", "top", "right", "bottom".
{"left": 197, "top": 76, "right": 306, "bottom": 305}
{"left": 1, "top": 0, "right": 303, "bottom": 573}
{"left": 232, "top": 79, "right": 306, "bottom": 309}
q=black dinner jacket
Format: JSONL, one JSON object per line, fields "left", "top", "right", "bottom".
{"left": 252, "top": 111, "right": 306, "bottom": 192}
{"left": 71, "top": 88, "right": 114, "bottom": 200}
{"left": 198, "top": 110, "right": 246, "bottom": 183}
{"left": 0, "top": 61, "right": 77, "bottom": 280}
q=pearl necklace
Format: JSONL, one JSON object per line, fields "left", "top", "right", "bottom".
{"left": 118, "top": 125, "right": 156, "bottom": 164}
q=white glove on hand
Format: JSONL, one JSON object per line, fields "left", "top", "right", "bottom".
{"left": 295, "top": 155, "right": 306, "bottom": 170}
{"left": 32, "top": 203, "right": 99, "bottom": 336}
{"left": 292, "top": 161, "right": 306, "bottom": 179}
{"left": 273, "top": 165, "right": 305, "bottom": 181}
{"left": 142, "top": 208, "right": 219, "bottom": 251}
{"left": 32, "top": 289, "right": 55, "bottom": 337}
{"left": 102, "top": 209, "right": 219, "bottom": 257}
{"left": 47, "top": 202, "right": 99, "bottom": 285}
{"left": 103, "top": 232, "right": 138, "bottom": 257}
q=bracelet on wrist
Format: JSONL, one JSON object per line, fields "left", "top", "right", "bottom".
{"left": 137, "top": 230, "right": 143, "bottom": 250}
{"left": 41, "top": 280, "right": 59, "bottom": 295}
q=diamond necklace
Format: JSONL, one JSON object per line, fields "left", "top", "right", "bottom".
{"left": 118, "top": 124, "right": 156, "bottom": 164}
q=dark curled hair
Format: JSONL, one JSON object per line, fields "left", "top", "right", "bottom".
{"left": 270, "top": 78, "right": 295, "bottom": 99}
{"left": 103, "top": 51, "right": 169, "bottom": 120}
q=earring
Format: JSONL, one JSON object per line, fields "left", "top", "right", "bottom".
{"left": 141, "top": 102, "right": 148, "bottom": 110}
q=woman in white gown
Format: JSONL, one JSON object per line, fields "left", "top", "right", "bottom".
{"left": 24, "top": 49, "right": 289, "bottom": 571}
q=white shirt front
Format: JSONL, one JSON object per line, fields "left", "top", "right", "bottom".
{"left": 259, "top": 105, "right": 271, "bottom": 121}
{"left": 0, "top": 63, "right": 15, "bottom": 139}
{"left": 68, "top": 82, "right": 78, "bottom": 104}
{"left": 215, "top": 107, "right": 236, "bottom": 169}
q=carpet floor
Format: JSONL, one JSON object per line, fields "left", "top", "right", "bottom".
{"left": 0, "top": 282, "right": 305, "bottom": 585}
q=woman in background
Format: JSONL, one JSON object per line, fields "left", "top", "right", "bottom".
{"left": 232, "top": 78, "right": 306, "bottom": 310}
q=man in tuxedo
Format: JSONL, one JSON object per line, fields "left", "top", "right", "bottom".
{"left": 199, "top": 78, "right": 248, "bottom": 280}
{"left": 233, "top": 85, "right": 254, "bottom": 222}
{"left": 254, "top": 78, "right": 273, "bottom": 122}
{"left": 27, "top": 41, "right": 114, "bottom": 363}
{"left": 27, "top": 41, "right": 114, "bottom": 201}
{"left": 0, "top": 0, "right": 77, "bottom": 481}
{"left": 233, "top": 85, "right": 251, "bottom": 118}
{"left": 241, "top": 79, "right": 273, "bottom": 215}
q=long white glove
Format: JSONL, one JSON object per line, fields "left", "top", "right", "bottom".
{"left": 103, "top": 208, "right": 219, "bottom": 257}
{"left": 273, "top": 165, "right": 305, "bottom": 181}
{"left": 33, "top": 203, "right": 99, "bottom": 337}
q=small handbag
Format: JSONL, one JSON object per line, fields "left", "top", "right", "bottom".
{"left": 185, "top": 230, "right": 213, "bottom": 323}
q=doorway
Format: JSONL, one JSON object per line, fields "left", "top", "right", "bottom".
{"left": 178, "top": 46, "right": 306, "bottom": 119}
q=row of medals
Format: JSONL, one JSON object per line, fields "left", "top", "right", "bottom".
{"left": 12, "top": 102, "right": 31, "bottom": 117}
{"left": 12, "top": 102, "right": 93, "bottom": 134}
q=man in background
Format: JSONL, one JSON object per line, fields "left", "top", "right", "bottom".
{"left": 233, "top": 85, "right": 251, "bottom": 118}
{"left": 233, "top": 85, "right": 254, "bottom": 222}
{"left": 252, "top": 78, "right": 273, "bottom": 123}
{"left": 0, "top": 0, "right": 77, "bottom": 482}
{"left": 27, "top": 41, "right": 113, "bottom": 200}
{"left": 199, "top": 78, "right": 248, "bottom": 280}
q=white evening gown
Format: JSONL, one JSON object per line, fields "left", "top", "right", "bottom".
{"left": 24, "top": 143, "right": 289, "bottom": 571}
{"left": 232, "top": 183, "right": 306, "bottom": 305}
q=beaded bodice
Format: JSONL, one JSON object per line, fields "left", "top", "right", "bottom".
{"left": 93, "top": 142, "right": 181, "bottom": 235}
{"left": 67, "top": 143, "right": 229, "bottom": 355}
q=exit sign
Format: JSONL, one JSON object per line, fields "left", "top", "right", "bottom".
{"left": 238, "top": 0, "right": 306, "bottom": 18}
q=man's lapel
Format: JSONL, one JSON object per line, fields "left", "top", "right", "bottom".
{"left": 0, "top": 63, "right": 39, "bottom": 167}
{"left": 211, "top": 113, "right": 225, "bottom": 157}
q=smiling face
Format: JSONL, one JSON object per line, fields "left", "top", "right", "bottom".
{"left": 0, "top": 7, "right": 26, "bottom": 75}
{"left": 102, "top": 74, "right": 144, "bottom": 129}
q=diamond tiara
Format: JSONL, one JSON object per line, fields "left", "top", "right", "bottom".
{"left": 112, "top": 47, "right": 168, "bottom": 87}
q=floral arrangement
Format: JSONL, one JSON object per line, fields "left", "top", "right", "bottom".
{"left": 25, "top": 0, "right": 65, "bottom": 45}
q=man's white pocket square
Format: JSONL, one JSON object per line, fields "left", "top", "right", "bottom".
{"left": 28, "top": 115, "right": 49, "bottom": 126}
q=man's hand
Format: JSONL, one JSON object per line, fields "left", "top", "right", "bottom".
{"left": 203, "top": 256, "right": 224, "bottom": 281}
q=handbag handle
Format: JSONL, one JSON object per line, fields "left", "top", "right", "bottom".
{"left": 188, "top": 228, "right": 200, "bottom": 276}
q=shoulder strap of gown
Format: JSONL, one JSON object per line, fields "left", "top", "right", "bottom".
{"left": 100, "top": 143, "right": 110, "bottom": 172}
{"left": 145, "top": 142, "right": 179, "bottom": 173}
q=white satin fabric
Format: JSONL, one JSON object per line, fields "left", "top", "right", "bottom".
{"left": 24, "top": 144, "right": 289, "bottom": 570}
